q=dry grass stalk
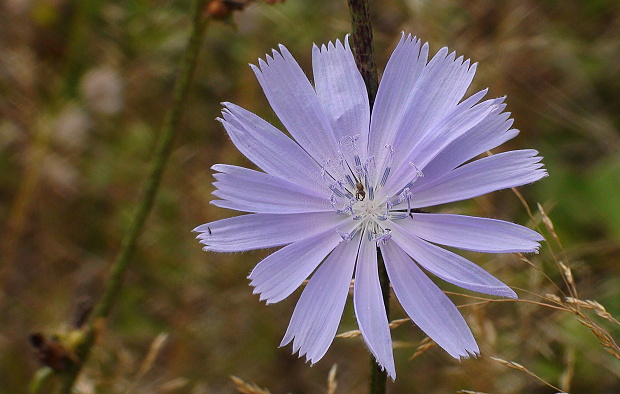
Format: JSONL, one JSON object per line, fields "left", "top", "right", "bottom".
{"left": 559, "top": 348, "right": 575, "bottom": 393}
{"left": 388, "top": 318, "right": 410, "bottom": 329}
{"left": 158, "top": 378, "right": 189, "bottom": 392}
{"left": 409, "top": 337, "right": 436, "bottom": 360}
{"left": 336, "top": 317, "right": 412, "bottom": 339}
{"left": 490, "top": 356, "right": 565, "bottom": 393}
{"left": 336, "top": 329, "right": 360, "bottom": 339}
{"left": 536, "top": 203, "right": 578, "bottom": 299}
{"left": 135, "top": 333, "right": 169, "bottom": 380}
{"left": 327, "top": 364, "right": 338, "bottom": 394}
{"left": 575, "top": 317, "right": 620, "bottom": 361}
{"left": 564, "top": 298, "right": 620, "bottom": 325}
{"left": 457, "top": 390, "right": 490, "bottom": 394}
{"left": 544, "top": 293, "right": 563, "bottom": 304}
{"left": 230, "top": 375, "right": 272, "bottom": 394}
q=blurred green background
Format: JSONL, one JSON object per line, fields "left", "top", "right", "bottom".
{"left": 1, "top": 0, "right": 619, "bottom": 392}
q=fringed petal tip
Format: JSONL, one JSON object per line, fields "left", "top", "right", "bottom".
{"left": 458, "top": 349, "right": 481, "bottom": 361}
{"left": 448, "top": 344, "right": 480, "bottom": 362}
{"left": 313, "top": 37, "right": 346, "bottom": 54}
{"left": 375, "top": 359, "right": 396, "bottom": 381}
{"left": 277, "top": 341, "right": 322, "bottom": 367}
{"left": 398, "top": 31, "right": 420, "bottom": 45}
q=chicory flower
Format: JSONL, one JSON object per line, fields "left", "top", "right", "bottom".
{"left": 194, "top": 34, "right": 546, "bottom": 379}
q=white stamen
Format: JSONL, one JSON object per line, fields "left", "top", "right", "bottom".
{"left": 409, "top": 162, "right": 424, "bottom": 178}
{"left": 373, "top": 228, "right": 392, "bottom": 246}
{"left": 338, "top": 229, "right": 354, "bottom": 242}
{"left": 398, "top": 188, "right": 413, "bottom": 217}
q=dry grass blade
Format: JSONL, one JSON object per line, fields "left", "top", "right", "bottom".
{"left": 575, "top": 318, "right": 620, "bottom": 361}
{"left": 559, "top": 262, "right": 576, "bottom": 292}
{"left": 536, "top": 203, "right": 578, "bottom": 299}
{"left": 388, "top": 318, "right": 410, "bottom": 329}
{"left": 560, "top": 296, "right": 620, "bottom": 359}
{"left": 158, "top": 378, "right": 189, "bottom": 392}
{"left": 545, "top": 293, "right": 563, "bottom": 304}
{"left": 560, "top": 348, "right": 575, "bottom": 393}
{"left": 125, "top": 332, "right": 169, "bottom": 393}
{"left": 327, "top": 364, "right": 337, "bottom": 394}
{"left": 337, "top": 318, "right": 411, "bottom": 339}
{"left": 230, "top": 376, "right": 272, "bottom": 394}
{"left": 137, "top": 333, "right": 169, "bottom": 377}
{"left": 409, "top": 337, "right": 436, "bottom": 360}
{"left": 510, "top": 186, "right": 536, "bottom": 222}
{"left": 516, "top": 254, "right": 565, "bottom": 296}
{"left": 457, "top": 390, "right": 490, "bottom": 394}
{"left": 336, "top": 329, "right": 360, "bottom": 339}
{"left": 490, "top": 357, "right": 565, "bottom": 392}
{"left": 564, "top": 298, "right": 620, "bottom": 325}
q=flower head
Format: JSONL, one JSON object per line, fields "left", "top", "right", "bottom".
{"left": 194, "top": 34, "right": 547, "bottom": 379}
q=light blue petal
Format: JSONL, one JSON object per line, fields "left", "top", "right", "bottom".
{"left": 193, "top": 212, "right": 347, "bottom": 252}
{"left": 404, "top": 213, "right": 543, "bottom": 253}
{"left": 382, "top": 93, "right": 498, "bottom": 196}
{"left": 368, "top": 34, "right": 428, "bottom": 173}
{"left": 220, "top": 103, "right": 324, "bottom": 194}
{"left": 385, "top": 51, "right": 477, "bottom": 177}
{"left": 370, "top": 38, "right": 477, "bottom": 187}
{"left": 381, "top": 242, "right": 480, "bottom": 359}
{"left": 248, "top": 219, "right": 357, "bottom": 304}
{"left": 251, "top": 45, "right": 340, "bottom": 165}
{"left": 354, "top": 235, "right": 395, "bottom": 379}
{"left": 416, "top": 105, "right": 518, "bottom": 183}
{"left": 410, "top": 150, "right": 547, "bottom": 208}
{"left": 280, "top": 232, "right": 360, "bottom": 364}
{"left": 312, "top": 37, "right": 370, "bottom": 155}
{"left": 389, "top": 223, "right": 517, "bottom": 298}
{"left": 211, "top": 164, "right": 332, "bottom": 214}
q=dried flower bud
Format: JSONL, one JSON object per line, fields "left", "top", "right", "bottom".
{"left": 205, "top": 0, "right": 246, "bottom": 20}
{"left": 29, "top": 333, "right": 77, "bottom": 372}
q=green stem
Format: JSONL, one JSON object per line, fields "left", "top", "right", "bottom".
{"left": 347, "top": 1, "right": 389, "bottom": 394}
{"left": 56, "top": 0, "right": 209, "bottom": 391}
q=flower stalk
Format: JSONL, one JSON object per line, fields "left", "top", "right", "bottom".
{"left": 56, "top": 0, "right": 209, "bottom": 391}
{"left": 347, "top": 1, "right": 389, "bottom": 392}
{"left": 347, "top": 0, "right": 379, "bottom": 108}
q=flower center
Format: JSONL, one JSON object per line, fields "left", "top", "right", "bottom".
{"left": 322, "top": 137, "right": 423, "bottom": 244}
{"left": 352, "top": 199, "right": 381, "bottom": 221}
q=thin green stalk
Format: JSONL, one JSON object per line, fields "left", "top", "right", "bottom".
{"left": 56, "top": 0, "right": 209, "bottom": 391}
{"left": 347, "top": 1, "right": 389, "bottom": 393}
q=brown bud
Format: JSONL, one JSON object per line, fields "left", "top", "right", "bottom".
{"left": 29, "top": 333, "right": 77, "bottom": 372}
{"left": 205, "top": 0, "right": 246, "bottom": 20}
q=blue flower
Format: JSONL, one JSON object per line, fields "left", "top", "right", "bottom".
{"left": 194, "top": 34, "right": 547, "bottom": 379}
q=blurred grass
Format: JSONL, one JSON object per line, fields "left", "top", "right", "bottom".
{"left": 1, "top": 0, "right": 619, "bottom": 392}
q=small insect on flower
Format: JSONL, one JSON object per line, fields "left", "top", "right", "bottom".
{"left": 355, "top": 182, "right": 365, "bottom": 201}
{"left": 194, "top": 33, "right": 547, "bottom": 379}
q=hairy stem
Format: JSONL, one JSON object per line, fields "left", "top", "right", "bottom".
{"left": 56, "top": 0, "right": 209, "bottom": 391}
{"left": 347, "top": 1, "right": 388, "bottom": 393}
{"left": 347, "top": 0, "right": 379, "bottom": 108}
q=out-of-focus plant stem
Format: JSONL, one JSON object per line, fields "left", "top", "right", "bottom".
{"left": 56, "top": 0, "right": 209, "bottom": 391}
{"left": 347, "top": 1, "right": 388, "bottom": 394}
